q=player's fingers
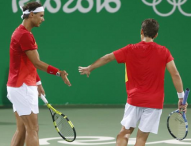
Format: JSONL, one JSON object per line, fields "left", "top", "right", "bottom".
{"left": 78, "top": 66, "right": 84, "bottom": 70}
{"left": 78, "top": 68, "right": 85, "bottom": 72}
{"left": 64, "top": 77, "right": 71, "bottom": 86}
{"left": 67, "top": 81, "right": 71, "bottom": 86}
{"left": 63, "top": 71, "right": 68, "bottom": 76}
{"left": 87, "top": 73, "right": 90, "bottom": 77}
{"left": 42, "top": 91, "right": 45, "bottom": 95}
{"left": 66, "top": 81, "right": 71, "bottom": 86}
{"left": 179, "top": 106, "right": 184, "bottom": 111}
{"left": 38, "top": 91, "right": 41, "bottom": 97}
{"left": 39, "top": 92, "right": 44, "bottom": 97}
{"left": 61, "top": 73, "right": 71, "bottom": 86}
{"left": 182, "top": 107, "right": 187, "bottom": 113}
{"left": 178, "top": 106, "right": 182, "bottom": 111}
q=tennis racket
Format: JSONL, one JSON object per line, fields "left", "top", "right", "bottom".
{"left": 40, "top": 94, "right": 76, "bottom": 142}
{"left": 167, "top": 88, "right": 190, "bottom": 140}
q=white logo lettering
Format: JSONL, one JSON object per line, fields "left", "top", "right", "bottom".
{"left": 142, "top": 0, "right": 191, "bottom": 17}
{"left": 44, "top": 0, "right": 61, "bottom": 13}
{"left": 12, "top": 0, "right": 121, "bottom": 14}
{"left": 96, "top": 0, "right": 121, "bottom": 13}
{"left": 12, "top": 0, "right": 30, "bottom": 12}
{"left": 63, "top": 0, "right": 94, "bottom": 13}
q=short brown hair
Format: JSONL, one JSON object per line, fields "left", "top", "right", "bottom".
{"left": 141, "top": 19, "right": 159, "bottom": 39}
{"left": 22, "top": 2, "right": 42, "bottom": 19}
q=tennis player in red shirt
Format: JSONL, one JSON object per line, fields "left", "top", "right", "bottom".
{"left": 7, "top": 2, "right": 71, "bottom": 146}
{"left": 79, "top": 19, "right": 187, "bottom": 146}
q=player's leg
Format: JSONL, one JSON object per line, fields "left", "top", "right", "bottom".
{"left": 116, "top": 103, "right": 142, "bottom": 146}
{"left": 10, "top": 112, "right": 26, "bottom": 146}
{"left": 7, "top": 84, "right": 39, "bottom": 146}
{"left": 134, "top": 129, "right": 149, "bottom": 146}
{"left": 116, "top": 126, "right": 134, "bottom": 146}
{"left": 137, "top": 108, "right": 162, "bottom": 146}
{"left": 20, "top": 112, "right": 39, "bottom": 146}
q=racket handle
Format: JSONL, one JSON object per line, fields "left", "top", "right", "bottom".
{"left": 40, "top": 94, "right": 49, "bottom": 104}
{"left": 183, "top": 88, "right": 190, "bottom": 105}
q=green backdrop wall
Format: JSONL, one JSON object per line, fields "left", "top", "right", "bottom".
{"left": 0, "top": 0, "right": 191, "bottom": 105}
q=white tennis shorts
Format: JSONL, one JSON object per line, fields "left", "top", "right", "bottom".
{"left": 7, "top": 83, "right": 39, "bottom": 116}
{"left": 121, "top": 103, "right": 162, "bottom": 134}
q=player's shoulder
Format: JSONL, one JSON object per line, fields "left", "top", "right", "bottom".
{"left": 121, "top": 42, "right": 169, "bottom": 52}
{"left": 139, "top": 41, "right": 168, "bottom": 50}
{"left": 153, "top": 42, "right": 166, "bottom": 47}
{"left": 151, "top": 42, "right": 172, "bottom": 56}
{"left": 153, "top": 42, "right": 169, "bottom": 51}
{"left": 123, "top": 42, "right": 146, "bottom": 50}
{"left": 13, "top": 25, "right": 31, "bottom": 38}
{"left": 123, "top": 43, "right": 136, "bottom": 49}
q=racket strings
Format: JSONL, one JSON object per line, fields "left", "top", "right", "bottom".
{"left": 169, "top": 113, "right": 186, "bottom": 139}
{"left": 54, "top": 113, "right": 75, "bottom": 141}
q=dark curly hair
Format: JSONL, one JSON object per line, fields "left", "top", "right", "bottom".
{"left": 141, "top": 19, "right": 159, "bottom": 39}
{"left": 22, "top": 2, "right": 42, "bottom": 19}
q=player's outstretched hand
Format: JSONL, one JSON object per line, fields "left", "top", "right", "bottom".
{"left": 78, "top": 66, "right": 91, "bottom": 77}
{"left": 60, "top": 70, "right": 71, "bottom": 86}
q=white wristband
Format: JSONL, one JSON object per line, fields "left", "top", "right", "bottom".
{"left": 36, "top": 81, "right": 42, "bottom": 85}
{"left": 177, "top": 91, "right": 184, "bottom": 99}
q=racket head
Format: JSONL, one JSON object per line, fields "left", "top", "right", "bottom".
{"left": 167, "top": 109, "right": 188, "bottom": 140}
{"left": 48, "top": 105, "right": 76, "bottom": 142}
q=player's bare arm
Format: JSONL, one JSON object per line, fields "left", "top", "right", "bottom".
{"left": 25, "top": 49, "right": 71, "bottom": 86}
{"left": 25, "top": 49, "right": 48, "bottom": 71}
{"left": 166, "top": 60, "right": 187, "bottom": 111}
{"left": 79, "top": 52, "right": 116, "bottom": 77}
{"left": 166, "top": 60, "right": 183, "bottom": 92}
{"left": 37, "top": 84, "right": 45, "bottom": 97}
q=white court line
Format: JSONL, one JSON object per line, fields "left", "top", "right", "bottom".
{"left": 39, "top": 136, "right": 191, "bottom": 145}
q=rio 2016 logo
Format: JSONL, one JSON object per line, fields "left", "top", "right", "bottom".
{"left": 12, "top": 0, "right": 121, "bottom": 13}
{"left": 142, "top": 0, "right": 191, "bottom": 17}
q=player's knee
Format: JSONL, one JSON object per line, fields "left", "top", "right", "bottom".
{"left": 16, "top": 128, "right": 26, "bottom": 136}
{"left": 117, "top": 130, "right": 130, "bottom": 140}
{"left": 26, "top": 124, "right": 39, "bottom": 134}
{"left": 34, "top": 124, "right": 39, "bottom": 133}
{"left": 36, "top": 125, "right": 39, "bottom": 133}
{"left": 17, "top": 125, "right": 26, "bottom": 132}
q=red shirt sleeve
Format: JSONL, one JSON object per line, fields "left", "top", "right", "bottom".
{"left": 165, "top": 48, "right": 174, "bottom": 63}
{"left": 19, "top": 33, "right": 38, "bottom": 51}
{"left": 113, "top": 45, "right": 131, "bottom": 63}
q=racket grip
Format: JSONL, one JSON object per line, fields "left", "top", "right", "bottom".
{"left": 40, "top": 94, "right": 48, "bottom": 104}
{"left": 182, "top": 88, "right": 190, "bottom": 105}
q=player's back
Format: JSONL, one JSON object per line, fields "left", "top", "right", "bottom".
{"left": 114, "top": 41, "right": 174, "bottom": 109}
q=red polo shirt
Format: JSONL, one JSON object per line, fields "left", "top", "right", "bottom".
{"left": 113, "top": 41, "right": 174, "bottom": 109}
{"left": 7, "top": 25, "right": 39, "bottom": 87}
